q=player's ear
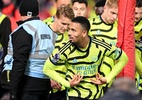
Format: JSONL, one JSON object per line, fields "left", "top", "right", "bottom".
{"left": 103, "top": 6, "right": 106, "bottom": 10}
{"left": 82, "top": 30, "right": 87, "bottom": 37}
{"left": 54, "top": 16, "right": 58, "bottom": 21}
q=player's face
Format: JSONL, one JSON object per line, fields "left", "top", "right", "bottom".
{"left": 103, "top": 6, "right": 118, "bottom": 24}
{"left": 56, "top": 15, "right": 71, "bottom": 34}
{"left": 135, "top": 7, "right": 142, "bottom": 23}
{"left": 72, "top": 2, "right": 87, "bottom": 17}
{"left": 68, "top": 22, "right": 84, "bottom": 43}
{"left": 56, "top": 0, "right": 71, "bottom": 8}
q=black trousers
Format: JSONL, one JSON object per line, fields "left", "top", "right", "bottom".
{"left": 68, "top": 97, "right": 88, "bottom": 100}
{"left": 68, "top": 97, "right": 98, "bottom": 100}
{"left": 0, "top": 86, "right": 9, "bottom": 99}
{"left": 21, "top": 91, "right": 49, "bottom": 100}
{"left": 48, "top": 90, "right": 66, "bottom": 100}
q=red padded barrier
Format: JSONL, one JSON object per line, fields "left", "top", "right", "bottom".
{"left": 117, "top": 0, "right": 136, "bottom": 79}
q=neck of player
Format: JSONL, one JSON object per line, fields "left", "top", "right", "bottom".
{"left": 76, "top": 36, "right": 90, "bottom": 49}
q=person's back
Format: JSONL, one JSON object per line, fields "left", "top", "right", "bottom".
{"left": 3, "top": 0, "right": 55, "bottom": 100}
{"left": 0, "top": 12, "right": 12, "bottom": 100}
{"left": 0, "top": 13, "right": 11, "bottom": 68}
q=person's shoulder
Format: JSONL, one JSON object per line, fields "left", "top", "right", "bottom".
{"left": 54, "top": 40, "right": 73, "bottom": 55}
{"left": 25, "top": 19, "right": 48, "bottom": 28}
{"left": 91, "top": 37, "right": 112, "bottom": 49}
{"left": 113, "top": 20, "right": 118, "bottom": 26}
{"left": 0, "top": 13, "right": 10, "bottom": 23}
{"left": 59, "top": 40, "right": 72, "bottom": 49}
{"left": 135, "top": 18, "right": 142, "bottom": 27}
{"left": 43, "top": 16, "right": 54, "bottom": 25}
{"left": 11, "top": 26, "right": 28, "bottom": 37}
{"left": 88, "top": 15, "right": 100, "bottom": 21}
{"left": 91, "top": 36, "right": 109, "bottom": 45}
{"left": 138, "top": 18, "right": 142, "bottom": 23}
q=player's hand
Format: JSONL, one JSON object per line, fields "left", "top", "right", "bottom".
{"left": 70, "top": 74, "right": 83, "bottom": 87}
{"left": 90, "top": 73, "right": 107, "bottom": 85}
{"left": 50, "top": 79, "right": 61, "bottom": 90}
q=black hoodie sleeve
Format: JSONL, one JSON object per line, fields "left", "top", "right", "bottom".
{"left": 0, "top": 17, "right": 12, "bottom": 67}
{"left": 10, "top": 27, "right": 32, "bottom": 100}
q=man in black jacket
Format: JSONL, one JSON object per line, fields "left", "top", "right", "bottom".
{"left": 3, "top": 0, "right": 55, "bottom": 100}
{"left": 0, "top": 12, "right": 12, "bottom": 99}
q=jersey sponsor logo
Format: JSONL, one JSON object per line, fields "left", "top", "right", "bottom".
{"left": 72, "top": 64, "right": 97, "bottom": 76}
{"left": 41, "top": 34, "right": 51, "bottom": 39}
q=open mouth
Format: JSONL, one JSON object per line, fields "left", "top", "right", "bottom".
{"left": 69, "top": 37, "right": 73, "bottom": 41}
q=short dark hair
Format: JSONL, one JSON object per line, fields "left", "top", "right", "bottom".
{"left": 95, "top": 0, "right": 106, "bottom": 7}
{"left": 72, "top": 0, "right": 88, "bottom": 7}
{"left": 136, "top": 0, "right": 142, "bottom": 7}
{"left": 72, "top": 16, "right": 90, "bottom": 33}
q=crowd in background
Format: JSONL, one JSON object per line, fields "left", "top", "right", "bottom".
{"left": 0, "top": 0, "right": 97, "bottom": 21}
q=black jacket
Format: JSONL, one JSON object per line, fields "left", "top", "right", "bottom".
{"left": 0, "top": 16, "right": 12, "bottom": 68}
{"left": 10, "top": 17, "right": 51, "bottom": 100}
